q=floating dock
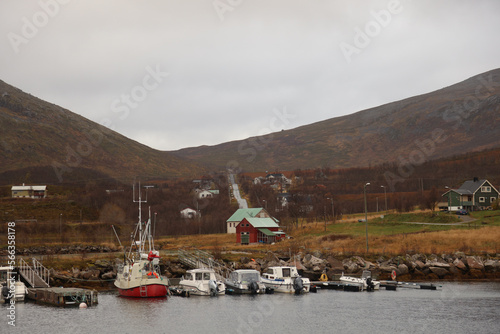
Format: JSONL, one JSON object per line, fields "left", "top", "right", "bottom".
{"left": 379, "top": 281, "right": 440, "bottom": 290}
{"left": 27, "top": 287, "right": 98, "bottom": 307}
{"left": 311, "top": 281, "right": 364, "bottom": 292}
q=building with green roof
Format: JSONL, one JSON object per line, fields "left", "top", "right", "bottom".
{"left": 226, "top": 207, "right": 278, "bottom": 234}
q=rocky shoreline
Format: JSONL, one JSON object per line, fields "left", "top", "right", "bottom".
{"left": 42, "top": 249, "right": 500, "bottom": 289}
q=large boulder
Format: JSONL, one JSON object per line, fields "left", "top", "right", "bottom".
{"left": 466, "top": 256, "right": 484, "bottom": 270}
{"left": 326, "top": 256, "right": 344, "bottom": 272}
{"left": 429, "top": 266, "right": 449, "bottom": 277}
{"left": 81, "top": 269, "right": 100, "bottom": 280}
{"left": 303, "top": 255, "right": 326, "bottom": 270}
{"left": 71, "top": 267, "right": 81, "bottom": 278}
{"left": 244, "top": 260, "right": 261, "bottom": 271}
{"left": 379, "top": 265, "right": 397, "bottom": 273}
{"left": 453, "top": 258, "right": 467, "bottom": 271}
{"left": 484, "top": 260, "right": 500, "bottom": 272}
{"left": 397, "top": 264, "right": 409, "bottom": 275}
{"left": 415, "top": 260, "right": 427, "bottom": 270}
{"left": 343, "top": 260, "right": 359, "bottom": 274}
{"left": 102, "top": 271, "right": 116, "bottom": 280}
{"left": 428, "top": 260, "right": 450, "bottom": 269}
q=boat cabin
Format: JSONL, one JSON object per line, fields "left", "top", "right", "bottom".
{"left": 228, "top": 270, "right": 260, "bottom": 284}
{"left": 262, "top": 266, "right": 300, "bottom": 280}
{"left": 183, "top": 269, "right": 217, "bottom": 282}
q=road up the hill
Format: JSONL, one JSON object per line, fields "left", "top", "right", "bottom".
{"left": 228, "top": 173, "right": 248, "bottom": 209}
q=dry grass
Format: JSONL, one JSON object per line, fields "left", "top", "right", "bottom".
{"left": 279, "top": 225, "right": 500, "bottom": 257}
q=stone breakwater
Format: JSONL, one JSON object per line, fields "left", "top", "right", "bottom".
{"left": 11, "top": 248, "right": 499, "bottom": 288}
{"left": 237, "top": 251, "right": 500, "bottom": 281}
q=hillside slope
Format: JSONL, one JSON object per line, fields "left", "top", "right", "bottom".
{"left": 0, "top": 80, "right": 205, "bottom": 183}
{"left": 172, "top": 69, "right": 500, "bottom": 171}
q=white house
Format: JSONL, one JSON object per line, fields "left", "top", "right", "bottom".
{"left": 11, "top": 185, "right": 47, "bottom": 198}
{"left": 196, "top": 189, "right": 214, "bottom": 199}
{"left": 180, "top": 207, "right": 200, "bottom": 219}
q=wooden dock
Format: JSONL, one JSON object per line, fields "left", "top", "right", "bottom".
{"left": 27, "top": 287, "right": 98, "bottom": 307}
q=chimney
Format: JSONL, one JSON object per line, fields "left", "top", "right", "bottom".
{"left": 473, "top": 177, "right": 479, "bottom": 182}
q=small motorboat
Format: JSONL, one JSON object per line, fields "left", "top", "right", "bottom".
{"left": 0, "top": 267, "right": 27, "bottom": 303}
{"left": 179, "top": 268, "right": 226, "bottom": 296}
{"left": 340, "top": 270, "right": 380, "bottom": 291}
{"left": 261, "top": 266, "right": 310, "bottom": 294}
{"left": 225, "top": 269, "right": 267, "bottom": 294}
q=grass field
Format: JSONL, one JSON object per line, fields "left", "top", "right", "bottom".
{"left": 5, "top": 210, "right": 500, "bottom": 260}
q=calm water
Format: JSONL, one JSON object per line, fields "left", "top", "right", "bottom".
{"left": 3, "top": 282, "right": 500, "bottom": 334}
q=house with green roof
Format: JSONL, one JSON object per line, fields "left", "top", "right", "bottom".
{"left": 442, "top": 178, "right": 499, "bottom": 211}
{"left": 236, "top": 217, "right": 286, "bottom": 245}
{"left": 226, "top": 207, "right": 276, "bottom": 234}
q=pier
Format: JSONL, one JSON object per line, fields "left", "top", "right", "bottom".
{"left": 379, "top": 281, "right": 440, "bottom": 290}
{"left": 27, "top": 287, "right": 98, "bottom": 307}
{"left": 16, "top": 258, "right": 98, "bottom": 307}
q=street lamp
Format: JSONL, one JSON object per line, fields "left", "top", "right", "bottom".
{"left": 364, "top": 183, "right": 370, "bottom": 253}
{"left": 381, "top": 185, "right": 387, "bottom": 212}
{"left": 445, "top": 186, "right": 450, "bottom": 212}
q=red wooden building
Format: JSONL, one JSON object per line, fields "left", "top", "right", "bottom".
{"left": 236, "top": 217, "right": 286, "bottom": 245}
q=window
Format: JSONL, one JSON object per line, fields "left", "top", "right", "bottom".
{"left": 196, "top": 273, "right": 203, "bottom": 280}
{"left": 479, "top": 197, "right": 485, "bottom": 203}
{"left": 481, "top": 186, "right": 491, "bottom": 193}
{"left": 491, "top": 197, "right": 497, "bottom": 203}
{"left": 203, "top": 273, "right": 211, "bottom": 280}
{"left": 282, "top": 268, "right": 291, "bottom": 277}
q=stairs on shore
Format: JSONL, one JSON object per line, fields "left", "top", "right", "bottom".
{"left": 19, "top": 258, "right": 50, "bottom": 288}
{"left": 178, "top": 249, "right": 230, "bottom": 280}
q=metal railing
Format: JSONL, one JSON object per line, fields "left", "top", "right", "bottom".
{"left": 19, "top": 258, "right": 50, "bottom": 288}
{"left": 178, "top": 249, "right": 229, "bottom": 280}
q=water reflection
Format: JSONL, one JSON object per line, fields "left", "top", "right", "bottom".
{"left": 6, "top": 282, "right": 500, "bottom": 334}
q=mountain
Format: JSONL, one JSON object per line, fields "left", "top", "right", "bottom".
{"left": 0, "top": 80, "right": 205, "bottom": 184}
{"left": 172, "top": 69, "right": 500, "bottom": 172}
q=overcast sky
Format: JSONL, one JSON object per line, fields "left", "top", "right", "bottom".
{"left": 1, "top": 0, "right": 499, "bottom": 151}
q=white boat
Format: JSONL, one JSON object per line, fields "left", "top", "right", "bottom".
{"left": 0, "top": 266, "right": 27, "bottom": 303}
{"left": 114, "top": 184, "right": 169, "bottom": 298}
{"left": 225, "top": 269, "right": 267, "bottom": 294}
{"left": 261, "top": 266, "right": 310, "bottom": 294}
{"left": 340, "top": 270, "right": 380, "bottom": 291}
{"left": 179, "top": 268, "right": 226, "bottom": 296}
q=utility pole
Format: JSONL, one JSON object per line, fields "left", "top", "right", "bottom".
{"left": 381, "top": 185, "right": 387, "bottom": 212}
{"left": 364, "top": 182, "right": 370, "bottom": 253}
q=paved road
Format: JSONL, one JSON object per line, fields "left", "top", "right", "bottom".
{"left": 228, "top": 173, "right": 248, "bottom": 209}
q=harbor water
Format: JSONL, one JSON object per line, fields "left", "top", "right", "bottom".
{"left": 3, "top": 282, "right": 500, "bottom": 334}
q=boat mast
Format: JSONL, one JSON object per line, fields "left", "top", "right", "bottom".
{"left": 133, "top": 181, "right": 147, "bottom": 254}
